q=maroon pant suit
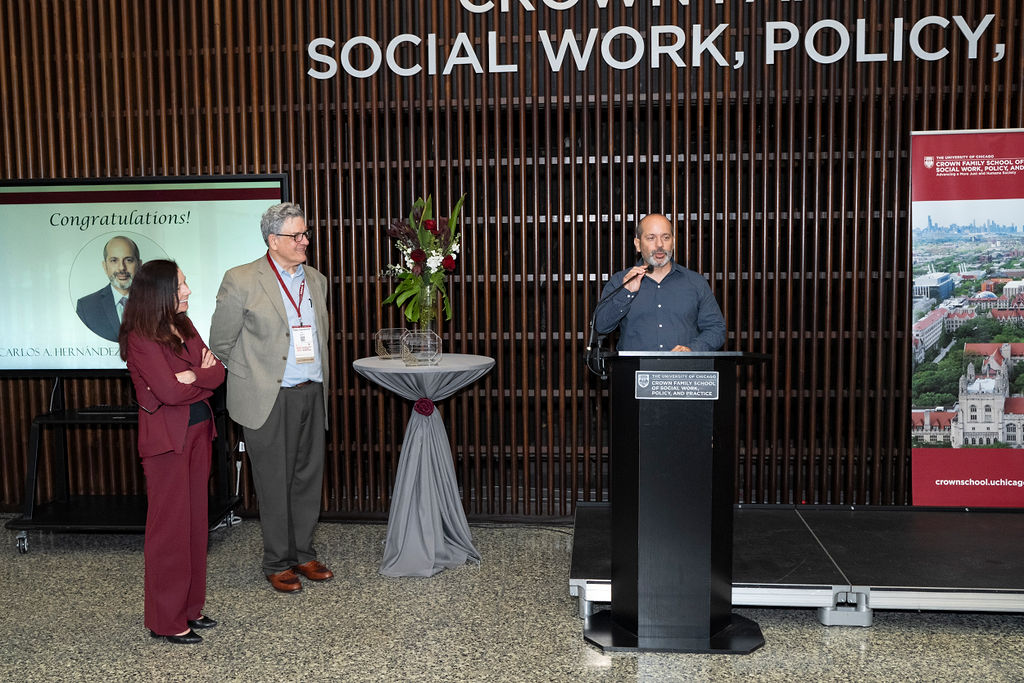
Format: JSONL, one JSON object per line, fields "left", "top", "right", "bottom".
{"left": 125, "top": 317, "right": 225, "bottom": 637}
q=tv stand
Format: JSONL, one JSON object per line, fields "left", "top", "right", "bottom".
{"left": 6, "top": 397, "right": 240, "bottom": 553}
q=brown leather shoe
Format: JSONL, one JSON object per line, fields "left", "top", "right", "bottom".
{"left": 292, "top": 560, "right": 334, "bottom": 581}
{"left": 266, "top": 568, "right": 303, "bottom": 593}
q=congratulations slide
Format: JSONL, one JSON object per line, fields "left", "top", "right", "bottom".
{"left": 0, "top": 176, "right": 285, "bottom": 373}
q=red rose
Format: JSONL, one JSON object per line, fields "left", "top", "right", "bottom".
{"left": 411, "top": 263, "right": 423, "bottom": 276}
{"left": 414, "top": 398, "right": 435, "bottom": 416}
{"left": 442, "top": 255, "right": 456, "bottom": 271}
{"left": 410, "top": 248, "right": 427, "bottom": 263}
{"left": 424, "top": 219, "right": 437, "bottom": 233}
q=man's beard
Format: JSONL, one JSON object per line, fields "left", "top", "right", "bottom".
{"left": 643, "top": 251, "right": 671, "bottom": 268}
{"left": 109, "top": 271, "right": 133, "bottom": 291}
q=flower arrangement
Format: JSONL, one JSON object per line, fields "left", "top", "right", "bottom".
{"left": 383, "top": 194, "right": 466, "bottom": 327}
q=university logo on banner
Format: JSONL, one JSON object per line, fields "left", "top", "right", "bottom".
{"left": 910, "top": 129, "right": 1024, "bottom": 507}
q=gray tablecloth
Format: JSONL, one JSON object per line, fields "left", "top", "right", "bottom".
{"left": 353, "top": 354, "right": 495, "bottom": 577}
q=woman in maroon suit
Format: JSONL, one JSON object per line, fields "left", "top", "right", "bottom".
{"left": 119, "top": 260, "right": 225, "bottom": 645}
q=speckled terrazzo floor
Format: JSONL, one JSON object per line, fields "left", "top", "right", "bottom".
{"left": 2, "top": 516, "right": 1022, "bottom": 682}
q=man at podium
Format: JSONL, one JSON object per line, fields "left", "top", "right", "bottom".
{"left": 594, "top": 214, "right": 725, "bottom": 352}
{"left": 584, "top": 215, "right": 764, "bottom": 655}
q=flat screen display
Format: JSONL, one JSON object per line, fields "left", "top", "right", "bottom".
{"left": 0, "top": 175, "right": 287, "bottom": 375}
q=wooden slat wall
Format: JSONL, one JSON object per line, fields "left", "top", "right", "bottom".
{"left": 1, "top": 1, "right": 1022, "bottom": 517}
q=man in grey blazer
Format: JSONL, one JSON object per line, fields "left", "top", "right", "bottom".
{"left": 209, "top": 202, "right": 334, "bottom": 593}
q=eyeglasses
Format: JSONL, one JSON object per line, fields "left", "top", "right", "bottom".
{"left": 274, "top": 230, "right": 314, "bottom": 243}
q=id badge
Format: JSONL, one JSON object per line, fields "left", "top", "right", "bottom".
{"left": 292, "top": 325, "right": 316, "bottom": 364}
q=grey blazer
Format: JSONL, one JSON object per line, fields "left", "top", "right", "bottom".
{"left": 209, "top": 254, "right": 330, "bottom": 430}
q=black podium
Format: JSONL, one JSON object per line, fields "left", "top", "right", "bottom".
{"left": 584, "top": 351, "right": 765, "bottom": 653}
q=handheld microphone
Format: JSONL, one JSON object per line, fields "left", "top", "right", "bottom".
{"left": 585, "top": 261, "right": 653, "bottom": 378}
{"left": 588, "top": 263, "right": 652, "bottom": 338}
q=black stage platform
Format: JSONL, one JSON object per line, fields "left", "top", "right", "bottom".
{"left": 569, "top": 503, "right": 1024, "bottom": 626}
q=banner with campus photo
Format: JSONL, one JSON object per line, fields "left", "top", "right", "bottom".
{"left": 910, "top": 129, "right": 1024, "bottom": 507}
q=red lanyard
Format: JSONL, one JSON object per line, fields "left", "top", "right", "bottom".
{"left": 267, "top": 252, "right": 306, "bottom": 325}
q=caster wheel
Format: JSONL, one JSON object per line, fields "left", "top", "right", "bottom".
{"left": 15, "top": 533, "right": 28, "bottom": 554}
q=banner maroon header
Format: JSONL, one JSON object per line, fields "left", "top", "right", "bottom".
{"left": 912, "top": 130, "right": 1024, "bottom": 202}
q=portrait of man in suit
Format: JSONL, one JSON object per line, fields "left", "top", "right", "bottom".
{"left": 76, "top": 235, "right": 143, "bottom": 342}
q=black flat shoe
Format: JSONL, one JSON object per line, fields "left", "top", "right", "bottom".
{"left": 187, "top": 616, "right": 217, "bottom": 629}
{"left": 150, "top": 629, "right": 202, "bottom": 644}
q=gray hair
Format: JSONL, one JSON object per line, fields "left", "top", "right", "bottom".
{"left": 260, "top": 202, "right": 306, "bottom": 245}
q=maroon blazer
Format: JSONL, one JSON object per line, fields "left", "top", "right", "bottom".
{"left": 125, "top": 318, "right": 226, "bottom": 457}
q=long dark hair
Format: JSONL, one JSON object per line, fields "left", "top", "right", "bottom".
{"left": 118, "top": 259, "right": 194, "bottom": 360}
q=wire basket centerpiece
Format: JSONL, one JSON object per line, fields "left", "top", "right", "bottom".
{"left": 400, "top": 329, "right": 442, "bottom": 366}
{"left": 374, "top": 327, "right": 407, "bottom": 359}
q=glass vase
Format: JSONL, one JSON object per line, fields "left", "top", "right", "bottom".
{"left": 418, "top": 281, "right": 437, "bottom": 332}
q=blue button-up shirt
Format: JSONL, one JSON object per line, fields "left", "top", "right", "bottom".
{"left": 593, "top": 262, "right": 726, "bottom": 352}
{"left": 269, "top": 258, "right": 323, "bottom": 387}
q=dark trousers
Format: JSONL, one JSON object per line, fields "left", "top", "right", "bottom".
{"left": 141, "top": 419, "right": 213, "bottom": 635}
{"left": 244, "top": 381, "right": 325, "bottom": 574}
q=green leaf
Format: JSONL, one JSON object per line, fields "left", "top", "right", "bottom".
{"left": 448, "top": 194, "right": 466, "bottom": 237}
{"left": 405, "top": 295, "right": 420, "bottom": 322}
{"left": 441, "top": 289, "right": 452, "bottom": 320}
{"left": 394, "top": 288, "right": 416, "bottom": 307}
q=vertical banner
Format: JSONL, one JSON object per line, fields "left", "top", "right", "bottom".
{"left": 911, "top": 130, "right": 1024, "bottom": 507}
